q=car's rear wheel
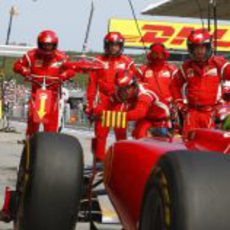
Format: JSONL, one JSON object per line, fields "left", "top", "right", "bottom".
{"left": 140, "top": 150, "right": 230, "bottom": 230}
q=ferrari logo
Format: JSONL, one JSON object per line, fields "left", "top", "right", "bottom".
{"left": 37, "top": 93, "right": 47, "bottom": 119}
{"left": 161, "top": 71, "right": 171, "bottom": 78}
{"left": 205, "top": 68, "right": 218, "bottom": 76}
{"left": 51, "top": 61, "right": 64, "bottom": 67}
{"left": 101, "top": 110, "right": 127, "bottom": 129}
{"left": 145, "top": 70, "right": 153, "bottom": 78}
{"left": 35, "top": 59, "right": 43, "bottom": 67}
{"left": 224, "top": 132, "right": 230, "bottom": 138}
{"left": 116, "top": 63, "right": 126, "bottom": 70}
{"left": 187, "top": 69, "right": 194, "bottom": 78}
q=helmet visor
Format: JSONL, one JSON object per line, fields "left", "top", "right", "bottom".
{"left": 151, "top": 51, "right": 165, "bottom": 60}
{"left": 116, "top": 84, "right": 136, "bottom": 101}
{"left": 105, "top": 41, "right": 123, "bottom": 56}
{"left": 38, "top": 42, "right": 57, "bottom": 52}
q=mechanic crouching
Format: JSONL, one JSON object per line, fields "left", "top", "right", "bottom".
{"left": 100, "top": 69, "right": 172, "bottom": 139}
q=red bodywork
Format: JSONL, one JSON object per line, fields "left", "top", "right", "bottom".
{"left": 104, "top": 129, "right": 230, "bottom": 230}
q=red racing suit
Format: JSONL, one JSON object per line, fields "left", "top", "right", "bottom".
{"left": 139, "top": 61, "right": 178, "bottom": 129}
{"left": 171, "top": 55, "right": 230, "bottom": 136}
{"left": 101, "top": 83, "right": 167, "bottom": 139}
{"left": 14, "top": 48, "right": 75, "bottom": 137}
{"left": 87, "top": 54, "right": 139, "bottom": 161}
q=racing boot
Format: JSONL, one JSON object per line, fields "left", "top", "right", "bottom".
{"left": 95, "top": 158, "right": 104, "bottom": 171}
{"left": 0, "top": 187, "right": 18, "bottom": 223}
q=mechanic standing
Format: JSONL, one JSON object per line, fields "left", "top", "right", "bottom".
{"left": 171, "top": 29, "right": 230, "bottom": 137}
{"left": 14, "top": 30, "right": 75, "bottom": 138}
{"left": 0, "top": 30, "right": 76, "bottom": 223}
{"left": 86, "top": 32, "right": 140, "bottom": 162}
{"left": 139, "top": 43, "right": 178, "bottom": 135}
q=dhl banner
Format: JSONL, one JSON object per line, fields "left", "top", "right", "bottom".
{"left": 109, "top": 18, "right": 230, "bottom": 52}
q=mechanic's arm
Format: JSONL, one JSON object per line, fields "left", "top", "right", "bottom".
{"left": 62, "top": 61, "right": 88, "bottom": 74}
{"left": 86, "top": 71, "right": 98, "bottom": 111}
{"left": 59, "top": 57, "right": 76, "bottom": 81}
{"left": 130, "top": 63, "right": 143, "bottom": 82}
{"left": 170, "top": 69, "right": 186, "bottom": 107}
{"left": 127, "top": 97, "right": 151, "bottom": 121}
{"left": 59, "top": 68, "right": 76, "bottom": 81}
{"left": 13, "top": 54, "right": 31, "bottom": 77}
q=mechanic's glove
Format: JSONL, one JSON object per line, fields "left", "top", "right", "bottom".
{"left": 101, "top": 110, "right": 127, "bottom": 129}
{"left": 85, "top": 106, "right": 93, "bottom": 116}
{"left": 84, "top": 105, "right": 94, "bottom": 123}
{"left": 84, "top": 101, "right": 93, "bottom": 114}
{"left": 21, "top": 68, "right": 31, "bottom": 78}
{"left": 176, "top": 101, "right": 187, "bottom": 113}
{"left": 59, "top": 69, "right": 76, "bottom": 81}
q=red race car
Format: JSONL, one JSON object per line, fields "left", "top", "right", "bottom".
{"left": 104, "top": 129, "right": 230, "bottom": 230}
{"left": 6, "top": 127, "right": 230, "bottom": 230}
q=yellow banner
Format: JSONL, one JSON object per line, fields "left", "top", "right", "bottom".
{"left": 109, "top": 18, "right": 230, "bottom": 52}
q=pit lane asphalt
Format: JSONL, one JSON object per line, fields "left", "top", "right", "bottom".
{"left": 0, "top": 121, "right": 119, "bottom": 230}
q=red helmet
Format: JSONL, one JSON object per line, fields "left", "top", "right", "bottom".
{"left": 187, "top": 29, "right": 213, "bottom": 61}
{"left": 104, "top": 32, "right": 124, "bottom": 56}
{"left": 37, "top": 30, "right": 58, "bottom": 56}
{"left": 115, "top": 70, "right": 137, "bottom": 101}
{"left": 147, "top": 43, "right": 170, "bottom": 62}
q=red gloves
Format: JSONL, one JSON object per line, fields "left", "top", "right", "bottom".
{"left": 21, "top": 68, "right": 31, "bottom": 78}
{"left": 175, "top": 100, "right": 187, "bottom": 113}
{"left": 59, "top": 69, "right": 76, "bottom": 81}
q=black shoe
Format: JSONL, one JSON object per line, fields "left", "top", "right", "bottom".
{"left": 0, "top": 210, "right": 12, "bottom": 223}
{"left": 0, "top": 189, "right": 18, "bottom": 223}
{"left": 17, "top": 139, "right": 26, "bottom": 145}
{"left": 95, "top": 159, "right": 104, "bottom": 171}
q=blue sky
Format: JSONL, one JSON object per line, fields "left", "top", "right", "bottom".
{"left": 0, "top": 0, "right": 154, "bottom": 51}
